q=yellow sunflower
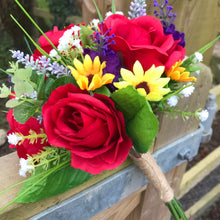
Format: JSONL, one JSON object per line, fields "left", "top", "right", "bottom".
{"left": 68, "top": 54, "right": 115, "bottom": 91}
{"left": 165, "top": 61, "right": 197, "bottom": 82}
{"left": 114, "top": 61, "right": 170, "bottom": 101}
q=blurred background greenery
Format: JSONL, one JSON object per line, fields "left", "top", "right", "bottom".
{"left": 0, "top": 0, "right": 82, "bottom": 131}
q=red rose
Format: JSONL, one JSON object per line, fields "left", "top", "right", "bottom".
{"left": 103, "top": 14, "right": 185, "bottom": 71}
{"left": 42, "top": 84, "right": 133, "bottom": 174}
{"left": 32, "top": 24, "right": 84, "bottom": 60}
{"left": 32, "top": 26, "right": 65, "bottom": 60}
{"left": 7, "top": 109, "right": 49, "bottom": 159}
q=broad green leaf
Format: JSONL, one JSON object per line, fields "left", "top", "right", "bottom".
{"left": 13, "top": 101, "right": 38, "bottom": 123}
{"left": 14, "top": 81, "right": 35, "bottom": 97}
{"left": 36, "top": 74, "right": 46, "bottom": 100}
{"left": 6, "top": 99, "right": 23, "bottom": 108}
{"left": 111, "top": 86, "right": 159, "bottom": 153}
{"left": 0, "top": 84, "right": 11, "bottom": 98}
{"left": 16, "top": 164, "right": 93, "bottom": 203}
{"left": 94, "top": 86, "right": 111, "bottom": 97}
{"left": 49, "top": 76, "right": 77, "bottom": 95}
{"left": 44, "top": 78, "right": 55, "bottom": 99}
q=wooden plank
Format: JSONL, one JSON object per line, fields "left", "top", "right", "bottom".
{"left": 89, "top": 186, "right": 147, "bottom": 220}
{"left": 185, "top": 183, "right": 220, "bottom": 220}
{"left": 177, "top": 146, "right": 220, "bottom": 199}
{"left": 210, "top": 84, "right": 220, "bottom": 111}
{"left": 0, "top": 152, "right": 132, "bottom": 220}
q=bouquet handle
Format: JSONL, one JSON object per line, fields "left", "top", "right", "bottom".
{"left": 130, "top": 151, "right": 188, "bottom": 220}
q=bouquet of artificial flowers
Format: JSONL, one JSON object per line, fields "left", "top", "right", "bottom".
{"left": 0, "top": 0, "right": 218, "bottom": 219}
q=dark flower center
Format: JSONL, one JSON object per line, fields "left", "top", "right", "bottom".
{"left": 135, "top": 82, "right": 150, "bottom": 94}
{"left": 88, "top": 74, "right": 94, "bottom": 84}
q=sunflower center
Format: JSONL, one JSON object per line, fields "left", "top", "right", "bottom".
{"left": 136, "top": 82, "right": 150, "bottom": 94}
{"left": 88, "top": 74, "right": 94, "bottom": 84}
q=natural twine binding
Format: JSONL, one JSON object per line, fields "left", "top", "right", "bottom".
{"left": 130, "top": 152, "right": 174, "bottom": 203}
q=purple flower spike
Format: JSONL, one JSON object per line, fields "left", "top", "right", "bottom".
{"left": 153, "top": 0, "right": 185, "bottom": 47}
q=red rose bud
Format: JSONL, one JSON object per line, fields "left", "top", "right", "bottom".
{"left": 42, "top": 84, "right": 133, "bottom": 175}
{"left": 7, "top": 109, "right": 49, "bottom": 159}
{"left": 103, "top": 14, "right": 186, "bottom": 71}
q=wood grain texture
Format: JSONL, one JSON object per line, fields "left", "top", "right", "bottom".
{"left": 0, "top": 152, "right": 132, "bottom": 220}
{"left": 90, "top": 186, "right": 147, "bottom": 220}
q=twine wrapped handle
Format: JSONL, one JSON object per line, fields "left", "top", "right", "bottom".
{"left": 130, "top": 150, "right": 188, "bottom": 220}
{"left": 130, "top": 151, "right": 174, "bottom": 203}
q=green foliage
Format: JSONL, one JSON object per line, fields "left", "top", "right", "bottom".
{"left": 13, "top": 101, "right": 38, "bottom": 123}
{"left": 15, "top": 161, "right": 93, "bottom": 203}
{"left": 94, "top": 86, "right": 111, "bottom": 97}
{"left": 11, "top": 67, "right": 36, "bottom": 97}
{"left": 0, "top": 84, "right": 11, "bottom": 98}
{"left": 111, "top": 86, "right": 159, "bottom": 153}
{"left": 49, "top": 76, "right": 77, "bottom": 95}
{"left": 79, "top": 25, "right": 95, "bottom": 48}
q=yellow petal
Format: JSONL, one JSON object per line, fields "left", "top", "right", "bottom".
{"left": 93, "top": 56, "right": 101, "bottom": 73}
{"left": 114, "top": 81, "right": 130, "bottom": 89}
{"left": 73, "top": 58, "right": 85, "bottom": 75}
{"left": 89, "top": 74, "right": 102, "bottom": 90}
{"left": 84, "top": 54, "right": 93, "bottom": 72}
{"left": 133, "top": 61, "right": 144, "bottom": 81}
{"left": 146, "top": 92, "right": 163, "bottom": 101}
{"left": 137, "top": 88, "right": 147, "bottom": 97}
{"left": 120, "top": 68, "right": 136, "bottom": 83}
{"left": 101, "top": 73, "right": 115, "bottom": 84}
{"left": 155, "top": 78, "right": 170, "bottom": 88}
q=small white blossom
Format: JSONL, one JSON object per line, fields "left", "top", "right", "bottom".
{"left": 195, "top": 70, "right": 200, "bottom": 75}
{"left": 197, "top": 109, "right": 209, "bottom": 122}
{"left": 7, "top": 133, "right": 22, "bottom": 145}
{"left": 49, "top": 49, "right": 61, "bottom": 60}
{"left": 91, "top": 19, "right": 100, "bottom": 27}
{"left": 167, "top": 95, "right": 178, "bottom": 107}
{"left": 19, "top": 158, "right": 34, "bottom": 177}
{"left": 193, "top": 52, "right": 203, "bottom": 63}
{"left": 72, "top": 26, "right": 81, "bottom": 36}
{"left": 105, "top": 11, "right": 124, "bottom": 19}
{"left": 180, "top": 85, "right": 195, "bottom": 97}
{"left": 72, "top": 39, "right": 82, "bottom": 50}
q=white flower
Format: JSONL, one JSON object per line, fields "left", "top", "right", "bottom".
{"left": 197, "top": 109, "right": 209, "bottom": 122}
{"left": 105, "top": 11, "right": 124, "bottom": 19}
{"left": 195, "top": 70, "right": 200, "bottom": 75}
{"left": 19, "top": 158, "right": 34, "bottom": 177}
{"left": 193, "top": 52, "right": 203, "bottom": 63}
{"left": 49, "top": 49, "right": 61, "bottom": 60}
{"left": 167, "top": 95, "right": 178, "bottom": 107}
{"left": 72, "top": 26, "right": 81, "bottom": 36}
{"left": 7, "top": 133, "right": 22, "bottom": 145}
{"left": 72, "top": 39, "right": 82, "bottom": 50}
{"left": 180, "top": 85, "right": 195, "bottom": 97}
{"left": 91, "top": 19, "right": 100, "bottom": 27}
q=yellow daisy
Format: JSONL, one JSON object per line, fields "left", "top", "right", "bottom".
{"left": 68, "top": 54, "right": 115, "bottom": 91}
{"left": 114, "top": 61, "right": 170, "bottom": 101}
{"left": 165, "top": 61, "right": 197, "bottom": 82}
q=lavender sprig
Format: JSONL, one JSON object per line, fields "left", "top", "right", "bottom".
{"left": 128, "top": 0, "right": 147, "bottom": 19}
{"left": 10, "top": 50, "right": 70, "bottom": 78}
{"left": 153, "top": 0, "right": 185, "bottom": 47}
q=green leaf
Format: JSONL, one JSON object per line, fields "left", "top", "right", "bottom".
{"left": 36, "top": 74, "right": 46, "bottom": 100}
{"left": 94, "top": 86, "right": 111, "bottom": 97}
{"left": 92, "top": 0, "right": 103, "bottom": 21}
{"left": 0, "top": 84, "right": 11, "bottom": 98}
{"left": 16, "top": 164, "right": 93, "bottom": 203}
{"left": 112, "top": 0, "right": 116, "bottom": 13}
{"left": 111, "top": 86, "right": 159, "bottom": 153}
{"left": 11, "top": 67, "right": 35, "bottom": 97}
{"left": 5, "top": 99, "right": 23, "bottom": 108}
{"left": 13, "top": 101, "right": 38, "bottom": 123}
{"left": 79, "top": 25, "right": 95, "bottom": 47}
{"left": 49, "top": 76, "right": 77, "bottom": 95}
{"left": 44, "top": 78, "right": 55, "bottom": 98}
{"left": 185, "top": 65, "right": 202, "bottom": 72}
